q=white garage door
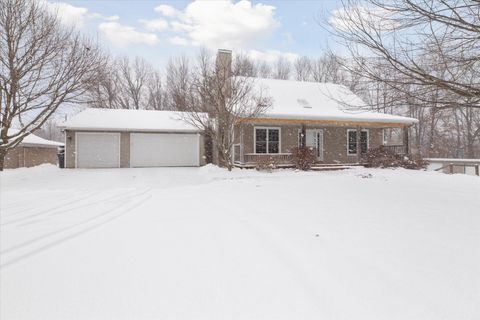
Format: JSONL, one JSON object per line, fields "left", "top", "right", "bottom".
{"left": 76, "top": 133, "right": 120, "bottom": 168}
{"left": 130, "top": 133, "right": 199, "bottom": 167}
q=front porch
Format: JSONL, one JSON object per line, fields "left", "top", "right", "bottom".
{"left": 233, "top": 144, "right": 408, "bottom": 168}
{"left": 231, "top": 121, "right": 411, "bottom": 168}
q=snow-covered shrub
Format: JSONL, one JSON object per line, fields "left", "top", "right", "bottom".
{"left": 255, "top": 156, "right": 278, "bottom": 172}
{"left": 290, "top": 147, "right": 316, "bottom": 170}
{"left": 363, "top": 146, "right": 427, "bottom": 169}
{"left": 400, "top": 154, "right": 428, "bottom": 170}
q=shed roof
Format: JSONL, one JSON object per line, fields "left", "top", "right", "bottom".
{"left": 7, "top": 129, "right": 64, "bottom": 148}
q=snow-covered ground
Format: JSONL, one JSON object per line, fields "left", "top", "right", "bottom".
{"left": 1, "top": 165, "right": 479, "bottom": 320}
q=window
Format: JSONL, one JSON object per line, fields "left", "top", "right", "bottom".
{"left": 255, "top": 128, "right": 280, "bottom": 154}
{"left": 347, "top": 129, "right": 368, "bottom": 155}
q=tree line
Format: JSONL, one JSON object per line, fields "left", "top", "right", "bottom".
{"left": 1, "top": 0, "right": 479, "bottom": 170}
{"left": 91, "top": 49, "right": 480, "bottom": 159}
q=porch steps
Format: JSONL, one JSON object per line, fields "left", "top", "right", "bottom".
{"left": 234, "top": 162, "right": 360, "bottom": 170}
{"left": 310, "top": 165, "right": 353, "bottom": 171}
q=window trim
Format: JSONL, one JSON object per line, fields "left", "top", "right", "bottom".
{"left": 254, "top": 126, "right": 281, "bottom": 154}
{"left": 347, "top": 129, "right": 369, "bottom": 155}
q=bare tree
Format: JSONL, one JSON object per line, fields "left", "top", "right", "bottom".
{"left": 87, "top": 56, "right": 168, "bottom": 110}
{"left": 115, "top": 56, "right": 150, "bottom": 110}
{"left": 232, "top": 53, "right": 257, "bottom": 77}
{"left": 146, "top": 70, "right": 167, "bottom": 110}
{"left": 272, "top": 57, "right": 291, "bottom": 80}
{"left": 326, "top": 0, "right": 480, "bottom": 108}
{"left": 257, "top": 61, "right": 272, "bottom": 78}
{"left": 35, "top": 118, "right": 63, "bottom": 142}
{"left": 86, "top": 58, "right": 119, "bottom": 109}
{"left": 180, "top": 50, "right": 272, "bottom": 170}
{"left": 311, "top": 53, "right": 347, "bottom": 84}
{"left": 294, "top": 56, "right": 312, "bottom": 81}
{"left": 165, "top": 55, "right": 191, "bottom": 111}
{"left": 0, "top": 0, "right": 105, "bottom": 170}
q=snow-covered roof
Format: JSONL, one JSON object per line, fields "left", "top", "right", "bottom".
{"left": 252, "top": 78, "right": 418, "bottom": 125}
{"left": 61, "top": 108, "right": 203, "bottom": 132}
{"left": 7, "top": 129, "right": 64, "bottom": 148}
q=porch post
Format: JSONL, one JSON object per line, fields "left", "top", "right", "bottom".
{"left": 356, "top": 126, "right": 362, "bottom": 163}
{"left": 403, "top": 126, "right": 410, "bottom": 155}
{"left": 300, "top": 124, "right": 306, "bottom": 148}
{"left": 240, "top": 125, "right": 244, "bottom": 163}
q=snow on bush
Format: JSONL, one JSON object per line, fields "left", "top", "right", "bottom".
{"left": 363, "top": 146, "right": 427, "bottom": 169}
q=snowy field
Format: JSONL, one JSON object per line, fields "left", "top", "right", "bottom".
{"left": 1, "top": 165, "right": 479, "bottom": 320}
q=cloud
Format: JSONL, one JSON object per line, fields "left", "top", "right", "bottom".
{"left": 154, "top": 4, "right": 179, "bottom": 17}
{"left": 248, "top": 49, "right": 298, "bottom": 63}
{"left": 43, "top": 1, "right": 119, "bottom": 27}
{"left": 99, "top": 21, "right": 159, "bottom": 47}
{"left": 105, "top": 15, "right": 120, "bottom": 22}
{"left": 159, "top": 0, "right": 279, "bottom": 49}
{"left": 43, "top": 1, "right": 89, "bottom": 26}
{"left": 329, "top": 5, "right": 397, "bottom": 33}
{"left": 168, "top": 36, "right": 189, "bottom": 46}
{"left": 140, "top": 19, "right": 169, "bottom": 31}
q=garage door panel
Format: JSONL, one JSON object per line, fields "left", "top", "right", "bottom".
{"left": 77, "top": 133, "right": 120, "bottom": 168}
{"left": 130, "top": 133, "right": 199, "bottom": 167}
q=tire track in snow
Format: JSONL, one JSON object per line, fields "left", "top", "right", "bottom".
{"left": 0, "top": 191, "right": 99, "bottom": 224}
{"left": 0, "top": 189, "right": 152, "bottom": 269}
{"left": 1, "top": 191, "right": 87, "bottom": 216}
{"left": 1, "top": 189, "right": 138, "bottom": 226}
{"left": 1, "top": 188, "right": 151, "bottom": 255}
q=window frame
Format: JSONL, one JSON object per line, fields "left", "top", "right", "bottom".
{"left": 347, "top": 129, "right": 369, "bottom": 155}
{"left": 254, "top": 126, "right": 281, "bottom": 154}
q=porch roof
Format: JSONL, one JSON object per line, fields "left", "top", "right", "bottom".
{"left": 248, "top": 78, "right": 418, "bottom": 126}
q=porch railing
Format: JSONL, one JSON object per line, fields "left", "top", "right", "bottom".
{"left": 243, "top": 153, "right": 293, "bottom": 164}
{"left": 382, "top": 144, "right": 406, "bottom": 155}
{"left": 233, "top": 144, "right": 408, "bottom": 166}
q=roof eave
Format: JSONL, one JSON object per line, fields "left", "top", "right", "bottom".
{"left": 21, "top": 142, "right": 63, "bottom": 148}
{"left": 61, "top": 126, "right": 203, "bottom": 133}
{"left": 240, "top": 115, "right": 417, "bottom": 127}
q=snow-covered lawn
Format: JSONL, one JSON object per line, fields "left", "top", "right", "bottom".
{"left": 1, "top": 165, "right": 479, "bottom": 320}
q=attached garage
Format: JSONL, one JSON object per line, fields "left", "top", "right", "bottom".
{"left": 76, "top": 133, "right": 120, "bottom": 168}
{"left": 130, "top": 133, "right": 200, "bottom": 167}
{"left": 62, "top": 108, "right": 206, "bottom": 169}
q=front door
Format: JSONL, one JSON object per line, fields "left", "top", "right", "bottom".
{"left": 305, "top": 129, "right": 324, "bottom": 161}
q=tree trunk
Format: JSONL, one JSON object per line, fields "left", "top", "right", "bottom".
{"left": 0, "top": 148, "right": 7, "bottom": 171}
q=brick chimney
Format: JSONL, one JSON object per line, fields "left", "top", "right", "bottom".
{"left": 215, "top": 49, "right": 232, "bottom": 97}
